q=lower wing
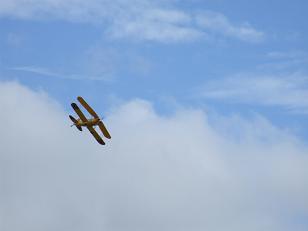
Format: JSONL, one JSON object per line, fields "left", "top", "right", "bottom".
{"left": 98, "top": 121, "right": 111, "bottom": 139}
{"left": 87, "top": 126, "right": 105, "bottom": 145}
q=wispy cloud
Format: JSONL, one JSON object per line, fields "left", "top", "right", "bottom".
{"left": 0, "top": 0, "right": 264, "bottom": 43}
{"left": 195, "top": 11, "right": 265, "bottom": 43}
{"left": 261, "top": 51, "right": 308, "bottom": 71}
{"left": 6, "top": 32, "right": 24, "bottom": 47}
{"left": 198, "top": 72, "right": 308, "bottom": 114}
{"left": 10, "top": 66, "right": 112, "bottom": 81}
{"left": 267, "top": 51, "right": 308, "bottom": 60}
{"left": 106, "top": 7, "right": 205, "bottom": 43}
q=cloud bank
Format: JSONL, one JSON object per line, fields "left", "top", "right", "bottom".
{"left": 0, "top": 0, "right": 264, "bottom": 43}
{"left": 1, "top": 81, "right": 307, "bottom": 231}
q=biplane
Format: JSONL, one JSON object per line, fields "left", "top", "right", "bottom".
{"left": 69, "top": 96, "right": 111, "bottom": 145}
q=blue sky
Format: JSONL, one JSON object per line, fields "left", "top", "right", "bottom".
{"left": 1, "top": 1, "right": 308, "bottom": 231}
{"left": 1, "top": 0, "right": 308, "bottom": 137}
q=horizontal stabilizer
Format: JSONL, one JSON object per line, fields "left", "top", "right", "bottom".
{"left": 69, "top": 115, "right": 82, "bottom": 131}
{"left": 69, "top": 115, "right": 77, "bottom": 123}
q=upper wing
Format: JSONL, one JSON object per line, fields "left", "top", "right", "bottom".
{"left": 98, "top": 121, "right": 111, "bottom": 139}
{"left": 87, "top": 126, "right": 105, "bottom": 145}
{"left": 71, "top": 103, "right": 88, "bottom": 122}
{"left": 77, "top": 96, "right": 99, "bottom": 118}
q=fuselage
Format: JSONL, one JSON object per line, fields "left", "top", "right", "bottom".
{"left": 76, "top": 118, "right": 100, "bottom": 127}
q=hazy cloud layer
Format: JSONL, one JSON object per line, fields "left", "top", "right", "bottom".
{"left": 0, "top": 0, "right": 264, "bottom": 43}
{"left": 1, "top": 81, "right": 307, "bottom": 231}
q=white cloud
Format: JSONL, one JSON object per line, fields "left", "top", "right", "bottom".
{"left": 195, "top": 11, "right": 265, "bottom": 43}
{"left": 0, "top": 0, "right": 264, "bottom": 43}
{"left": 199, "top": 72, "right": 308, "bottom": 114}
{"left": 1, "top": 81, "right": 308, "bottom": 231}
{"left": 106, "top": 8, "right": 203, "bottom": 43}
{"left": 0, "top": 0, "right": 202, "bottom": 42}
{"left": 0, "top": 0, "right": 104, "bottom": 21}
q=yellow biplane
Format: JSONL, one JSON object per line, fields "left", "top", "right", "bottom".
{"left": 69, "top": 96, "right": 111, "bottom": 145}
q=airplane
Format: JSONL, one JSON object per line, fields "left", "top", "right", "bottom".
{"left": 69, "top": 96, "right": 111, "bottom": 145}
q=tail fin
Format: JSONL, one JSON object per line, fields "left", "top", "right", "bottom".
{"left": 69, "top": 115, "right": 82, "bottom": 131}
